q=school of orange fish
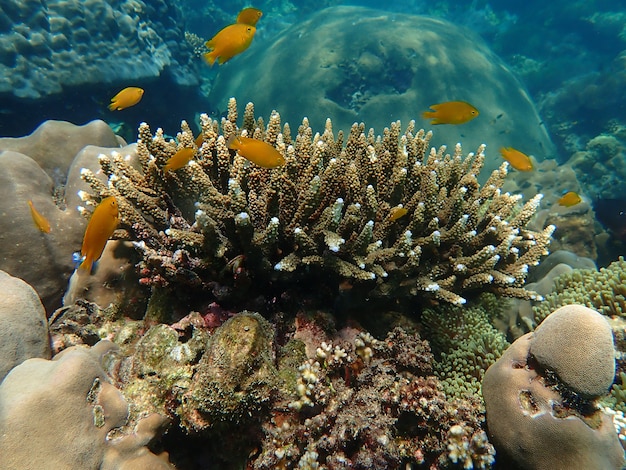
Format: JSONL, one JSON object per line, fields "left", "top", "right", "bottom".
{"left": 27, "top": 6, "right": 582, "bottom": 275}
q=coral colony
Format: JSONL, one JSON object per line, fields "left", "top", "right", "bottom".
{"left": 79, "top": 98, "right": 553, "bottom": 313}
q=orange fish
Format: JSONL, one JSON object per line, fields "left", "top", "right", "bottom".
{"left": 164, "top": 148, "right": 195, "bottom": 172}
{"left": 27, "top": 200, "right": 51, "bottom": 233}
{"left": 195, "top": 132, "right": 204, "bottom": 148}
{"left": 228, "top": 136, "right": 285, "bottom": 168}
{"left": 203, "top": 23, "right": 256, "bottom": 66}
{"left": 388, "top": 205, "right": 408, "bottom": 221}
{"left": 557, "top": 191, "right": 582, "bottom": 207}
{"left": 499, "top": 147, "right": 534, "bottom": 171}
{"left": 422, "top": 101, "right": 479, "bottom": 125}
{"left": 236, "top": 7, "right": 263, "bottom": 26}
{"left": 108, "top": 87, "right": 144, "bottom": 111}
{"left": 80, "top": 196, "right": 120, "bottom": 272}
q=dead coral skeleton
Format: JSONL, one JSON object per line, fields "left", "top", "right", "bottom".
{"left": 80, "top": 98, "right": 553, "bottom": 306}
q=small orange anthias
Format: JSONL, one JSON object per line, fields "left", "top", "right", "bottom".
{"left": 499, "top": 147, "right": 534, "bottom": 171}
{"left": 236, "top": 7, "right": 263, "bottom": 26}
{"left": 108, "top": 87, "right": 144, "bottom": 111}
{"left": 203, "top": 7, "right": 262, "bottom": 66}
{"left": 163, "top": 147, "right": 195, "bottom": 172}
{"left": 27, "top": 200, "right": 51, "bottom": 233}
{"left": 557, "top": 191, "right": 582, "bottom": 207}
{"left": 422, "top": 101, "right": 479, "bottom": 125}
{"left": 79, "top": 196, "right": 120, "bottom": 272}
{"left": 228, "top": 136, "right": 286, "bottom": 168}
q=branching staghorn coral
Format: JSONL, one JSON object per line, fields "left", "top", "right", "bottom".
{"left": 80, "top": 98, "right": 553, "bottom": 309}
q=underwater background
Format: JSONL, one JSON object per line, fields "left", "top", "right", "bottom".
{"left": 1, "top": 0, "right": 626, "bottom": 469}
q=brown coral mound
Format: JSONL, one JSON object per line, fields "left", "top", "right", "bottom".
{"left": 80, "top": 99, "right": 553, "bottom": 311}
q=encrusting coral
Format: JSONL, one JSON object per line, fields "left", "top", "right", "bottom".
{"left": 533, "top": 256, "right": 626, "bottom": 323}
{"left": 421, "top": 294, "right": 510, "bottom": 400}
{"left": 79, "top": 98, "right": 553, "bottom": 312}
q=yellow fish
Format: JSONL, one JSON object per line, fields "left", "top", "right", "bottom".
{"left": 422, "top": 101, "right": 479, "bottom": 125}
{"left": 164, "top": 147, "right": 196, "bottom": 172}
{"left": 108, "top": 87, "right": 144, "bottom": 111}
{"left": 557, "top": 191, "right": 582, "bottom": 207}
{"left": 228, "top": 136, "right": 285, "bottom": 168}
{"left": 236, "top": 7, "right": 263, "bottom": 26}
{"left": 80, "top": 196, "right": 120, "bottom": 272}
{"left": 388, "top": 205, "right": 408, "bottom": 221}
{"left": 27, "top": 200, "right": 51, "bottom": 233}
{"left": 203, "top": 23, "right": 256, "bottom": 66}
{"left": 499, "top": 147, "right": 534, "bottom": 171}
{"left": 195, "top": 132, "right": 204, "bottom": 148}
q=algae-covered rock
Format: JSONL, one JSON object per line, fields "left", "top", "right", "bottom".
{"left": 180, "top": 311, "right": 278, "bottom": 432}
{"left": 210, "top": 6, "right": 555, "bottom": 176}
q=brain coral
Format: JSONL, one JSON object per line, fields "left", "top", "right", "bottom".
{"left": 209, "top": 6, "right": 555, "bottom": 177}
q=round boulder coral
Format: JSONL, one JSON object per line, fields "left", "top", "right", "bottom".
{"left": 210, "top": 6, "right": 555, "bottom": 176}
{"left": 482, "top": 307, "right": 624, "bottom": 469}
{"left": 530, "top": 304, "right": 615, "bottom": 398}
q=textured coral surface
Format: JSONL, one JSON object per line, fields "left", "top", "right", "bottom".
{"left": 80, "top": 99, "right": 553, "bottom": 313}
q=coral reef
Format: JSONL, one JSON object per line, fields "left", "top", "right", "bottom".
{"left": 483, "top": 305, "right": 624, "bottom": 469}
{"left": 530, "top": 304, "right": 615, "bottom": 398}
{"left": 502, "top": 158, "right": 599, "bottom": 260}
{"left": 0, "top": 340, "right": 173, "bottom": 469}
{"left": 251, "top": 327, "right": 493, "bottom": 469}
{"left": 0, "top": 0, "right": 197, "bottom": 100}
{"left": 209, "top": 6, "right": 555, "bottom": 177}
{"left": 79, "top": 98, "right": 554, "bottom": 313}
{"left": 533, "top": 257, "right": 626, "bottom": 324}
{"left": 0, "top": 270, "right": 51, "bottom": 380}
{"left": 50, "top": 302, "right": 493, "bottom": 468}
{"left": 180, "top": 312, "right": 279, "bottom": 432}
{"left": 421, "top": 295, "right": 509, "bottom": 400}
{"left": 0, "top": 120, "right": 133, "bottom": 312}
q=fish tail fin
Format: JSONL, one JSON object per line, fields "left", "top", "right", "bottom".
{"left": 421, "top": 111, "right": 435, "bottom": 119}
{"left": 79, "top": 256, "right": 93, "bottom": 273}
{"left": 107, "top": 102, "right": 117, "bottom": 111}
{"left": 226, "top": 135, "right": 241, "bottom": 150}
{"left": 203, "top": 52, "right": 217, "bottom": 66}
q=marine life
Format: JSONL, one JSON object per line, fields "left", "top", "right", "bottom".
{"left": 388, "top": 205, "right": 408, "bottom": 221}
{"left": 421, "top": 101, "right": 479, "bottom": 125}
{"left": 557, "top": 191, "right": 582, "bottom": 207}
{"left": 79, "top": 196, "right": 120, "bottom": 272}
{"left": 164, "top": 147, "right": 195, "bottom": 172}
{"left": 108, "top": 87, "right": 144, "bottom": 111}
{"left": 236, "top": 7, "right": 263, "bottom": 26}
{"left": 227, "top": 135, "right": 285, "bottom": 168}
{"left": 27, "top": 200, "right": 51, "bottom": 233}
{"left": 203, "top": 24, "right": 256, "bottom": 66}
{"left": 195, "top": 132, "right": 204, "bottom": 148}
{"left": 499, "top": 147, "right": 534, "bottom": 171}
